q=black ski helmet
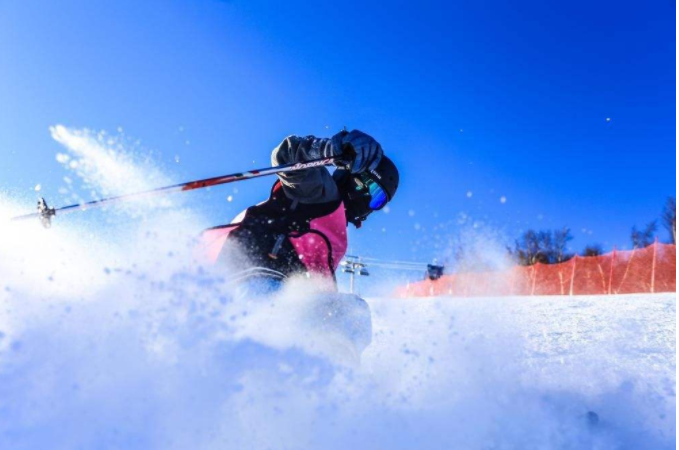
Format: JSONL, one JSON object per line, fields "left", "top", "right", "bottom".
{"left": 367, "top": 155, "right": 399, "bottom": 201}
{"left": 333, "top": 155, "right": 399, "bottom": 227}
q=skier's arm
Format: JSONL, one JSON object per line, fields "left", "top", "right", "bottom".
{"left": 271, "top": 130, "right": 384, "bottom": 203}
{"left": 271, "top": 135, "right": 340, "bottom": 204}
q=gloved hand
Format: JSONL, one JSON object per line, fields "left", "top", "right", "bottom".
{"left": 330, "top": 129, "right": 383, "bottom": 173}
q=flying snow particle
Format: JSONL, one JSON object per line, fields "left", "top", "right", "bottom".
{"left": 500, "top": 196, "right": 507, "bottom": 204}
{"left": 185, "top": 140, "right": 190, "bottom": 146}
{"left": 227, "top": 195, "right": 233, "bottom": 202}
{"left": 408, "top": 210, "right": 416, "bottom": 217}
{"left": 606, "top": 118, "right": 611, "bottom": 122}
{"left": 414, "top": 223, "right": 421, "bottom": 230}
{"left": 382, "top": 206, "right": 391, "bottom": 214}
{"left": 34, "top": 184, "right": 41, "bottom": 192}
{"left": 174, "top": 155, "right": 180, "bottom": 163}
{"left": 466, "top": 191, "right": 473, "bottom": 198}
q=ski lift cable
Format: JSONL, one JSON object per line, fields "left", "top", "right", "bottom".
{"left": 364, "top": 264, "right": 427, "bottom": 272}
{"left": 354, "top": 257, "right": 432, "bottom": 268}
{"left": 340, "top": 261, "right": 435, "bottom": 272}
{"left": 359, "top": 256, "right": 431, "bottom": 264}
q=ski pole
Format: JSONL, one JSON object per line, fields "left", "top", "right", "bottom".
{"left": 11, "top": 156, "right": 339, "bottom": 227}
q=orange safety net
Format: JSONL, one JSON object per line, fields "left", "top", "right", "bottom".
{"left": 396, "top": 242, "right": 676, "bottom": 298}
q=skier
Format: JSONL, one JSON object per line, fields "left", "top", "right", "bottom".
{"left": 201, "top": 129, "right": 399, "bottom": 287}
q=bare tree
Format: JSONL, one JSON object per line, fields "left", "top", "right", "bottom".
{"left": 551, "top": 228, "right": 574, "bottom": 263}
{"left": 511, "top": 230, "right": 544, "bottom": 265}
{"left": 511, "top": 228, "right": 574, "bottom": 265}
{"left": 630, "top": 221, "right": 657, "bottom": 249}
{"left": 661, "top": 197, "right": 676, "bottom": 244}
{"left": 582, "top": 244, "right": 604, "bottom": 257}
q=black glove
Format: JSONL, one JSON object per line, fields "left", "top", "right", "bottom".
{"left": 330, "top": 130, "right": 383, "bottom": 173}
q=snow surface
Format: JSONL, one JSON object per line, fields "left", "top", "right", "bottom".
{"left": 0, "top": 126, "right": 675, "bottom": 449}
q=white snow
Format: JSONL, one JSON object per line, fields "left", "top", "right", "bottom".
{"left": 0, "top": 199, "right": 674, "bottom": 450}
{"left": 0, "top": 127, "right": 674, "bottom": 449}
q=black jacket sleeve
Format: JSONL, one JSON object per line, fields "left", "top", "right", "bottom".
{"left": 271, "top": 135, "right": 340, "bottom": 204}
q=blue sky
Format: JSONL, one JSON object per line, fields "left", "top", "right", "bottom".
{"left": 0, "top": 0, "right": 675, "bottom": 265}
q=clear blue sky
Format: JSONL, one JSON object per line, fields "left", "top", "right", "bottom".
{"left": 0, "top": 0, "right": 675, "bottom": 264}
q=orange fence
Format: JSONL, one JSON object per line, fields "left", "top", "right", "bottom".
{"left": 397, "top": 242, "right": 676, "bottom": 297}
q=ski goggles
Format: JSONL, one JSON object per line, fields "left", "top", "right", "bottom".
{"left": 355, "top": 172, "right": 388, "bottom": 210}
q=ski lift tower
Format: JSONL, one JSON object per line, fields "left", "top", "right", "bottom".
{"left": 340, "top": 255, "right": 370, "bottom": 294}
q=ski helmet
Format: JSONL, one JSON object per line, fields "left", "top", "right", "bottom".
{"left": 333, "top": 155, "right": 399, "bottom": 227}
{"left": 367, "top": 155, "right": 399, "bottom": 201}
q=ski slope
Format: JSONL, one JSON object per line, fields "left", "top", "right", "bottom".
{"left": 0, "top": 236, "right": 674, "bottom": 450}
{"left": 0, "top": 126, "right": 675, "bottom": 449}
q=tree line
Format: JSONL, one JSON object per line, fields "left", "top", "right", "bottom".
{"left": 509, "top": 197, "right": 676, "bottom": 266}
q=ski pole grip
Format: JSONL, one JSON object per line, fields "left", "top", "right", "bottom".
{"left": 337, "top": 143, "right": 356, "bottom": 170}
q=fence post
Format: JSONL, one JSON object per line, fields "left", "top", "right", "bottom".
{"left": 569, "top": 256, "right": 577, "bottom": 296}
{"left": 531, "top": 263, "right": 539, "bottom": 296}
{"left": 617, "top": 246, "right": 636, "bottom": 294}
{"left": 608, "top": 247, "right": 616, "bottom": 295}
{"left": 651, "top": 238, "right": 658, "bottom": 293}
{"left": 608, "top": 246, "right": 618, "bottom": 295}
{"left": 509, "top": 268, "right": 516, "bottom": 296}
